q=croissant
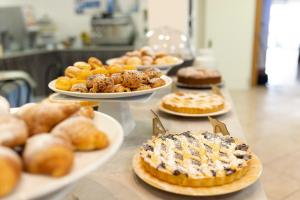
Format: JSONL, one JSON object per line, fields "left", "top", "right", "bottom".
{"left": 51, "top": 116, "right": 109, "bottom": 151}
{"left": 0, "top": 115, "right": 28, "bottom": 147}
{"left": 72, "top": 106, "right": 95, "bottom": 119}
{"left": 17, "top": 102, "right": 80, "bottom": 136}
{"left": 0, "top": 96, "right": 10, "bottom": 115}
{"left": 0, "top": 146, "right": 22, "bottom": 197}
{"left": 23, "top": 134, "right": 74, "bottom": 177}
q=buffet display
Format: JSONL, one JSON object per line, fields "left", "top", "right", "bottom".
{"left": 0, "top": 49, "right": 263, "bottom": 199}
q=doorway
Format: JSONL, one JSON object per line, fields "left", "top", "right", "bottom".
{"left": 265, "top": 0, "right": 300, "bottom": 86}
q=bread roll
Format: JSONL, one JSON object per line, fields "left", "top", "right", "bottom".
{"left": 0, "top": 146, "right": 22, "bottom": 197}
{"left": 23, "top": 134, "right": 74, "bottom": 177}
{"left": 52, "top": 116, "right": 109, "bottom": 151}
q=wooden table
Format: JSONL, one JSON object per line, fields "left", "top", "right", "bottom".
{"left": 63, "top": 85, "right": 267, "bottom": 200}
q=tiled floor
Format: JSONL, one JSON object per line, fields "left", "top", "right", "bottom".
{"left": 230, "top": 85, "right": 300, "bottom": 200}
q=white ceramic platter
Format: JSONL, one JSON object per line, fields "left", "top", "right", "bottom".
{"left": 48, "top": 75, "right": 172, "bottom": 99}
{"left": 106, "top": 58, "right": 184, "bottom": 70}
{"left": 158, "top": 102, "right": 231, "bottom": 117}
{"left": 5, "top": 110, "right": 124, "bottom": 200}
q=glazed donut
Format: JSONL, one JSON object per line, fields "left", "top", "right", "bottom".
{"left": 0, "top": 146, "right": 22, "bottom": 197}
{"left": 0, "top": 114, "right": 28, "bottom": 147}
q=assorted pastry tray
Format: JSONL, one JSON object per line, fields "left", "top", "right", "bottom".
{"left": 106, "top": 46, "right": 183, "bottom": 70}
{"left": 0, "top": 98, "right": 123, "bottom": 199}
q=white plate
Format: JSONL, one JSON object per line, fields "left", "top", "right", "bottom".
{"left": 6, "top": 110, "right": 124, "bottom": 200}
{"left": 48, "top": 75, "right": 172, "bottom": 99}
{"left": 106, "top": 58, "right": 184, "bottom": 70}
{"left": 158, "top": 102, "right": 231, "bottom": 117}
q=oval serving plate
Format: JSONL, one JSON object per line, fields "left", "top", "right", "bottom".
{"left": 48, "top": 75, "right": 172, "bottom": 99}
{"left": 6, "top": 110, "right": 124, "bottom": 200}
{"left": 158, "top": 102, "right": 231, "bottom": 117}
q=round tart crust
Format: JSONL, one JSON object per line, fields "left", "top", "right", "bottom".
{"left": 162, "top": 92, "right": 225, "bottom": 114}
{"left": 139, "top": 132, "right": 252, "bottom": 187}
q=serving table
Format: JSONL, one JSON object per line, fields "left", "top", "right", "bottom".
{"left": 61, "top": 85, "right": 266, "bottom": 200}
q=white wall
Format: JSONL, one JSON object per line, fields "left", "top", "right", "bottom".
{"left": 204, "top": 0, "right": 256, "bottom": 89}
{"left": 147, "top": 0, "right": 188, "bottom": 34}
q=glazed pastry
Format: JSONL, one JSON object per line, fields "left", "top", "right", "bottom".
{"left": 17, "top": 102, "right": 80, "bottom": 136}
{"left": 154, "top": 57, "right": 166, "bottom": 65}
{"left": 177, "top": 67, "right": 221, "bottom": 85}
{"left": 0, "top": 96, "right": 10, "bottom": 115}
{"left": 107, "top": 65, "right": 124, "bottom": 74}
{"left": 111, "top": 73, "right": 123, "bottom": 85}
{"left": 140, "top": 46, "right": 155, "bottom": 57}
{"left": 88, "top": 57, "right": 103, "bottom": 69}
{"left": 149, "top": 78, "right": 165, "bottom": 88}
{"left": 91, "top": 67, "right": 109, "bottom": 75}
{"left": 52, "top": 116, "right": 109, "bottom": 151}
{"left": 70, "top": 83, "right": 88, "bottom": 93}
{"left": 155, "top": 51, "right": 167, "bottom": 58}
{"left": 74, "top": 61, "right": 91, "bottom": 70}
{"left": 112, "top": 84, "right": 131, "bottom": 93}
{"left": 0, "top": 146, "right": 22, "bottom": 197}
{"left": 126, "top": 57, "right": 142, "bottom": 66}
{"left": 72, "top": 106, "right": 95, "bottom": 119}
{"left": 142, "top": 56, "right": 153, "bottom": 65}
{"left": 161, "top": 92, "right": 224, "bottom": 114}
{"left": 135, "top": 84, "right": 152, "bottom": 91}
{"left": 64, "top": 66, "right": 81, "bottom": 78}
{"left": 86, "top": 74, "right": 99, "bottom": 88}
{"left": 122, "top": 70, "right": 142, "bottom": 89}
{"left": 23, "top": 134, "right": 74, "bottom": 177}
{"left": 55, "top": 77, "right": 72, "bottom": 91}
{"left": 143, "top": 68, "right": 163, "bottom": 79}
{"left": 126, "top": 50, "right": 141, "bottom": 57}
{"left": 0, "top": 115, "right": 28, "bottom": 147}
{"left": 140, "top": 131, "right": 252, "bottom": 187}
{"left": 91, "top": 75, "right": 114, "bottom": 93}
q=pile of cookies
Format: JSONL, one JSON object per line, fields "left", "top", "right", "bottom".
{"left": 0, "top": 96, "right": 109, "bottom": 197}
{"left": 55, "top": 57, "right": 166, "bottom": 93}
{"left": 110, "top": 46, "right": 180, "bottom": 66}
